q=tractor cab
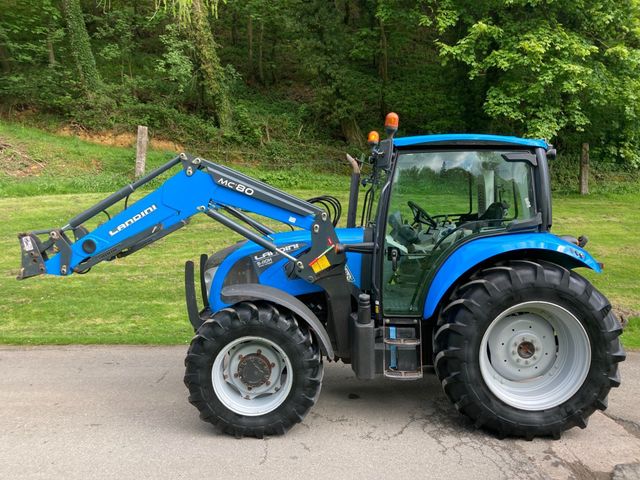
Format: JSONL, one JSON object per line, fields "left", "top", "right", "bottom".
{"left": 344, "top": 115, "right": 592, "bottom": 383}
{"left": 360, "top": 117, "right": 553, "bottom": 322}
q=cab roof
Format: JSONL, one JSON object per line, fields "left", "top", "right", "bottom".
{"left": 393, "top": 133, "right": 548, "bottom": 149}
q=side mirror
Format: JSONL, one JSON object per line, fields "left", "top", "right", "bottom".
{"left": 375, "top": 138, "right": 394, "bottom": 170}
{"left": 547, "top": 148, "right": 557, "bottom": 160}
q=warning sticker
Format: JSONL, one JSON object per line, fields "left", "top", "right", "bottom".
{"left": 310, "top": 254, "right": 330, "bottom": 273}
{"left": 21, "top": 236, "right": 34, "bottom": 252}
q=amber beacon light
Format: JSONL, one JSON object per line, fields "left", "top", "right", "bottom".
{"left": 385, "top": 112, "right": 399, "bottom": 137}
{"left": 367, "top": 130, "right": 380, "bottom": 146}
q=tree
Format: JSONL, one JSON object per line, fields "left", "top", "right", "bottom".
{"left": 158, "top": 0, "right": 232, "bottom": 130}
{"left": 420, "top": 0, "right": 640, "bottom": 165}
{"left": 62, "top": 0, "right": 101, "bottom": 94}
{"left": 0, "top": 0, "right": 69, "bottom": 110}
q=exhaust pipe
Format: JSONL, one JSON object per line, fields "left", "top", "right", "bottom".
{"left": 345, "top": 154, "right": 361, "bottom": 228}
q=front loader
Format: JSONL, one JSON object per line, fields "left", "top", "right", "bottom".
{"left": 17, "top": 113, "right": 624, "bottom": 439}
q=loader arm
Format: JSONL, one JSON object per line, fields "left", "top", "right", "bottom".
{"left": 17, "top": 153, "right": 347, "bottom": 290}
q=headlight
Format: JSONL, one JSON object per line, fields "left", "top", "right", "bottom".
{"left": 204, "top": 267, "right": 218, "bottom": 297}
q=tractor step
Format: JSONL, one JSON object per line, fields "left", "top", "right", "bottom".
{"left": 384, "top": 369, "right": 422, "bottom": 379}
{"left": 383, "top": 319, "right": 423, "bottom": 380}
{"left": 384, "top": 317, "right": 419, "bottom": 325}
{"left": 384, "top": 338, "right": 420, "bottom": 346}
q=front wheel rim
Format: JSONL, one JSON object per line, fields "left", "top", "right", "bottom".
{"left": 479, "top": 301, "right": 591, "bottom": 411}
{"left": 212, "top": 336, "right": 293, "bottom": 416}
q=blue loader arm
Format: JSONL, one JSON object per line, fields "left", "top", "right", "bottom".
{"left": 17, "top": 153, "right": 340, "bottom": 282}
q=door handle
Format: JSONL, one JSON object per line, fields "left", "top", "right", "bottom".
{"left": 389, "top": 248, "right": 399, "bottom": 271}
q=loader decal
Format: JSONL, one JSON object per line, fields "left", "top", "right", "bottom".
{"left": 217, "top": 177, "right": 255, "bottom": 196}
{"left": 251, "top": 242, "right": 304, "bottom": 272}
{"left": 108, "top": 204, "right": 157, "bottom": 237}
{"left": 21, "top": 236, "right": 34, "bottom": 252}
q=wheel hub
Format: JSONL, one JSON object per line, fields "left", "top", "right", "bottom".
{"left": 507, "top": 332, "right": 542, "bottom": 366}
{"left": 487, "top": 314, "right": 556, "bottom": 381}
{"left": 479, "top": 301, "right": 592, "bottom": 411}
{"left": 237, "top": 352, "right": 273, "bottom": 388}
{"left": 517, "top": 340, "right": 535, "bottom": 359}
{"left": 212, "top": 336, "right": 294, "bottom": 416}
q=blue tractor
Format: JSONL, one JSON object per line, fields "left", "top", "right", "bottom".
{"left": 17, "top": 114, "right": 624, "bottom": 439}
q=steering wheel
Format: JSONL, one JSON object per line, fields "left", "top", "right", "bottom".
{"left": 408, "top": 201, "right": 437, "bottom": 228}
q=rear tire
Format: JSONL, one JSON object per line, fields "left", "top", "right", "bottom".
{"left": 434, "top": 260, "right": 625, "bottom": 439}
{"left": 184, "top": 301, "right": 323, "bottom": 438}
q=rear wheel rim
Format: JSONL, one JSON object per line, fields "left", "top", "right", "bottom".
{"left": 479, "top": 301, "right": 591, "bottom": 411}
{"left": 212, "top": 336, "right": 293, "bottom": 416}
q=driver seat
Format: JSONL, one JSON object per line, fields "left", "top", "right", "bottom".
{"left": 388, "top": 211, "right": 419, "bottom": 246}
{"left": 479, "top": 201, "right": 509, "bottom": 227}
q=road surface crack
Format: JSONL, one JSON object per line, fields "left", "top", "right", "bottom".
{"left": 603, "top": 412, "right": 640, "bottom": 440}
{"left": 259, "top": 440, "right": 269, "bottom": 465}
{"left": 155, "top": 370, "right": 168, "bottom": 384}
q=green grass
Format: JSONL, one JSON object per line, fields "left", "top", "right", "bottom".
{"left": 552, "top": 192, "right": 640, "bottom": 348}
{"left": 1, "top": 190, "right": 349, "bottom": 344}
{"left": 0, "top": 119, "right": 353, "bottom": 197}
{"left": 1, "top": 121, "right": 638, "bottom": 347}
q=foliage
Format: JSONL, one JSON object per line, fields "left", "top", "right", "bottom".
{"left": 2, "top": 0, "right": 640, "bottom": 167}
{"left": 420, "top": 0, "right": 640, "bottom": 166}
{"left": 154, "top": 24, "right": 194, "bottom": 93}
{"left": 61, "top": 0, "right": 102, "bottom": 93}
{"left": 156, "top": 0, "right": 224, "bottom": 23}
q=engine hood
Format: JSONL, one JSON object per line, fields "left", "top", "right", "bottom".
{"left": 206, "top": 227, "right": 366, "bottom": 312}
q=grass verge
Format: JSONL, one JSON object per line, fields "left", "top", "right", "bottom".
{"left": 1, "top": 121, "right": 638, "bottom": 347}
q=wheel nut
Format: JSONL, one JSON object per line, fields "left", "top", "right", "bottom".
{"left": 266, "top": 381, "right": 271, "bottom": 386}
{"left": 256, "top": 349, "right": 262, "bottom": 355}
{"left": 233, "top": 373, "right": 239, "bottom": 378}
{"left": 248, "top": 386, "right": 252, "bottom": 391}
{"left": 271, "top": 362, "right": 275, "bottom": 368}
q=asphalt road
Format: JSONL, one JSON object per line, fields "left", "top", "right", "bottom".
{"left": 1, "top": 346, "right": 639, "bottom": 480}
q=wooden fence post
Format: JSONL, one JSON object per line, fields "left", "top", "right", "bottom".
{"left": 580, "top": 142, "right": 589, "bottom": 195}
{"left": 135, "top": 125, "right": 148, "bottom": 179}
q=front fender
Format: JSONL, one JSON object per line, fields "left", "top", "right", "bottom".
{"left": 423, "top": 232, "right": 601, "bottom": 319}
{"left": 221, "top": 283, "right": 334, "bottom": 359}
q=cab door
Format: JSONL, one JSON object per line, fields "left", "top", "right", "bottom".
{"left": 379, "top": 149, "right": 537, "bottom": 317}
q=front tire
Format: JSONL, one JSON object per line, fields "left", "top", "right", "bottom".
{"left": 184, "top": 301, "right": 323, "bottom": 438}
{"left": 434, "top": 260, "right": 625, "bottom": 439}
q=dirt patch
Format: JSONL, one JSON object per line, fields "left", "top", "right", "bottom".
{"left": 56, "top": 126, "right": 184, "bottom": 152}
{"left": 0, "top": 140, "right": 44, "bottom": 177}
{"left": 614, "top": 306, "right": 640, "bottom": 329}
{"left": 149, "top": 137, "right": 184, "bottom": 152}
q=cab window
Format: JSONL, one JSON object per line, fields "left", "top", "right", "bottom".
{"left": 382, "top": 149, "right": 536, "bottom": 316}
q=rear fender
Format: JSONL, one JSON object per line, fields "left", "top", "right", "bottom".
{"left": 423, "top": 233, "right": 601, "bottom": 319}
